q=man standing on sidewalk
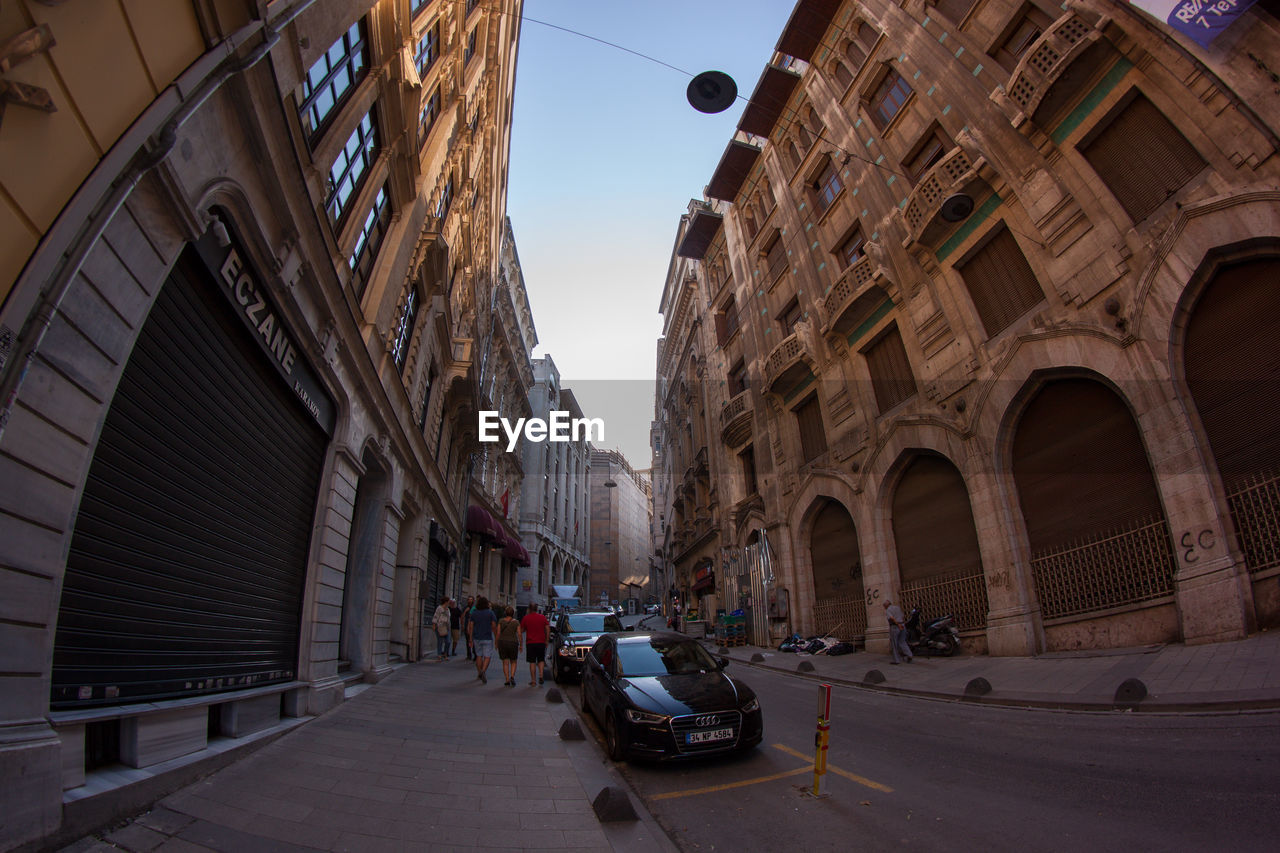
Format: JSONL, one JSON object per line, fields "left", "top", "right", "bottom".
{"left": 468, "top": 596, "right": 497, "bottom": 683}
{"left": 884, "top": 600, "right": 912, "bottom": 664}
{"left": 520, "top": 603, "right": 549, "bottom": 686}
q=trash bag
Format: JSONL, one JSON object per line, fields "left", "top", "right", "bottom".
{"left": 730, "top": 608, "right": 745, "bottom": 617}
{"left": 826, "top": 641, "right": 856, "bottom": 656}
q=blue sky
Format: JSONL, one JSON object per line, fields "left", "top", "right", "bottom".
{"left": 506, "top": 1, "right": 796, "bottom": 469}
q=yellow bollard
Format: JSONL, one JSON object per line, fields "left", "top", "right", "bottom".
{"left": 812, "top": 683, "right": 832, "bottom": 796}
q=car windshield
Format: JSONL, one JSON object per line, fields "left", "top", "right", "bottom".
{"left": 564, "top": 613, "right": 621, "bottom": 633}
{"left": 616, "top": 638, "right": 719, "bottom": 677}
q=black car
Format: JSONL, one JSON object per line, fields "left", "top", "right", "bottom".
{"left": 582, "top": 630, "right": 763, "bottom": 762}
{"left": 548, "top": 609, "right": 624, "bottom": 683}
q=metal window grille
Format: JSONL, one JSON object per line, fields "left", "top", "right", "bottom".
{"left": 812, "top": 593, "right": 868, "bottom": 639}
{"left": 1227, "top": 470, "right": 1280, "bottom": 574}
{"left": 900, "top": 567, "right": 989, "bottom": 632}
{"left": 1030, "top": 517, "right": 1176, "bottom": 620}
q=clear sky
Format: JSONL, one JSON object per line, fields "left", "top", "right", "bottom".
{"left": 506, "top": 1, "right": 796, "bottom": 470}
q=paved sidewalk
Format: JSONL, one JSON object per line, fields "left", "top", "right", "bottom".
{"left": 704, "top": 626, "right": 1280, "bottom": 712}
{"left": 59, "top": 659, "right": 678, "bottom": 853}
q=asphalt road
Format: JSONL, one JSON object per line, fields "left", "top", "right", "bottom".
{"left": 590, "top": 616, "right": 1280, "bottom": 852}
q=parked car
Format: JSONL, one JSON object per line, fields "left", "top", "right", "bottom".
{"left": 644, "top": 603, "right": 660, "bottom": 615}
{"left": 582, "top": 630, "right": 763, "bottom": 762}
{"left": 549, "top": 609, "right": 624, "bottom": 683}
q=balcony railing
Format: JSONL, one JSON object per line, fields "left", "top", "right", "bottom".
{"left": 763, "top": 329, "right": 815, "bottom": 394}
{"left": 901, "top": 145, "right": 987, "bottom": 246}
{"left": 1005, "top": 12, "right": 1102, "bottom": 122}
{"left": 719, "top": 391, "right": 753, "bottom": 448}
{"left": 820, "top": 254, "right": 889, "bottom": 339}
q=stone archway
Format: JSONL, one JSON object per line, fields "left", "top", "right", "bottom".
{"left": 806, "top": 499, "right": 867, "bottom": 640}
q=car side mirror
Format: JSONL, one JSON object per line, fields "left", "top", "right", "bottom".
{"left": 718, "top": 656, "right": 729, "bottom": 669}
{"left": 624, "top": 625, "right": 635, "bottom": 631}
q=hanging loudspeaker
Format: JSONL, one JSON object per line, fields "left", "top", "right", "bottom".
{"left": 687, "top": 71, "right": 737, "bottom": 114}
{"left": 940, "top": 193, "right": 975, "bottom": 222}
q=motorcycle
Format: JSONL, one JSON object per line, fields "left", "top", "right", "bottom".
{"left": 904, "top": 607, "right": 960, "bottom": 656}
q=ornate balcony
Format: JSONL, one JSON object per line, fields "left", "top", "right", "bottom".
{"left": 1002, "top": 12, "right": 1106, "bottom": 128}
{"left": 719, "top": 390, "right": 753, "bottom": 448}
{"left": 901, "top": 144, "right": 990, "bottom": 248}
{"left": 763, "top": 326, "right": 817, "bottom": 395}
{"left": 820, "top": 252, "right": 891, "bottom": 341}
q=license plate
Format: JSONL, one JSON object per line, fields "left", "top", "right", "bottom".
{"left": 687, "top": 727, "right": 734, "bottom": 744}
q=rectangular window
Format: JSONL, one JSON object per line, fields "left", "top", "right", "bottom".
{"left": 392, "top": 288, "right": 420, "bottom": 371}
{"left": 779, "top": 298, "right": 804, "bottom": 338}
{"left": 764, "top": 237, "right": 788, "bottom": 282}
{"left": 1079, "top": 92, "right": 1206, "bottom": 223}
{"left": 864, "top": 324, "right": 917, "bottom": 413}
{"left": 349, "top": 183, "right": 391, "bottom": 296}
{"left": 419, "top": 86, "right": 441, "bottom": 145}
{"left": 741, "top": 445, "right": 758, "bottom": 495}
{"left": 728, "top": 359, "right": 748, "bottom": 397}
{"left": 811, "top": 159, "right": 843, "bottom": 215}
{"left": 870, "top": 70, "right": 912, "bottom": 127}
{"left": 931, "top": 0, "right": 976, "bottom": 24}
{"left": 299, "top": 20, "right": 368, "bottom": 143}
{"left": 836, "top": 227, "right": 865, "bottom": 269}
{"left": 794, "top": 395, "right": 827, "bottom": 463}
{"left": 435, "top": 177, "right": 454, "bottom": 220}
{"left": 956, "top": 223, "right": 1044, "bottom": 337}
{"left": 327, "top": 110, "right": 379, "bottom": 225}
{"left": 994, "top": 4, "right": 1053, "bottom": 72}
{"left": 905, "top": 126, "right": 951, "bottom": 184}
{"left": 415, "top": 23, "right": 440, "bottom": 78}
{"left": 715, "top": 295, "right": 740, "bottom": 346}
{"left": 464, "top": 28, "right": 478, "bottom": 65}
{"left": 466, "top": 0, "right": 480, "bottom": 16}
{"left": 419, "top": 366, "right": 436, "bottom": 432}
{"left": 412, "top": 0, "right": 432, "bottom": 19}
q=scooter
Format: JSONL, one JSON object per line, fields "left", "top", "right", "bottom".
{"left": 904, "top": 607, "right": 960, "bottom": 656}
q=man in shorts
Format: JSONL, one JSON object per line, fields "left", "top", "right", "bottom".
{"left": 467, "top": 596, "right": 497, "bottom": 684}
{"left": 519, "top": 602, "right": 550, "bottom": 686}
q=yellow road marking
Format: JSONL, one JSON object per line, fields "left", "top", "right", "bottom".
{"left": 649, "top": 765, "right": 814, "bottom": 800}
{"left": 772, "top": 743, "right": 894, "bottom": 793}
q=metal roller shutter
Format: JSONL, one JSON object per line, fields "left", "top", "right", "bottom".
{"left": 891, "top": 453, "right": 982, "bottom": 583}
{"left": 52, "top": 248, "right": 327, "bottom": 709}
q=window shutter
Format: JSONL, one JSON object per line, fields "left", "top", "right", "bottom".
{"left": 957, "top": 225, "right": 1044, "bottom": 338}
{"left": 714, "top": 310, "right": 728, "bottom": 346}
{"left": 795, "top": 395, "right": 827, "bottom": 462}
{"left": 1080, "top": 93, "right": 1205, "bottom": 223}
{"left": 864, "top": 324, "right": 916, "bottom": 413}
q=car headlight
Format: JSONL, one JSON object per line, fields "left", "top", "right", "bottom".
{"left": 742, "top": 697, "right": 759, "bottom": 713}
{"left": 557, "top": 647, "right": 572, "bottom": 657}
{"left": 624, "top": 709, "right": 670, "bottom": 725}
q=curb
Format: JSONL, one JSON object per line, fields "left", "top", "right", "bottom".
{"left": 712, "top": 646, "right": 1280, "bottom": 715}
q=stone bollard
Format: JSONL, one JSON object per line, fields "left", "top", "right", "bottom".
{"left": 797, "top": 660, "right": 816, "bottom": 673}
{"left": 592, "top": 786, "right": 639, "bottom": 822}
{"left": 545, "top": 687, "right": 564, "bottom": 704}
{"left": 963, "top": 677, "right": 992, "bottom": 699}
{"left": 751, "top": 653, "right": 765, "bottom": 663}
{"left": 863, "top": 669, "right": 885, "bottom": 684}
{"left": 558, "top": 719, "right": 585, "bottom": 741}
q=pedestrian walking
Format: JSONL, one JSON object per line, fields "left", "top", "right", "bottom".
{"left": 883, "top": 599, "right": 912, "bottom": 664}
{"left": 431, "top": 597, "right": 452, "bottom": 662}
{"left": 449, "top": 599, "right": 462, "bottom": 658}
{"left": 468, "top": 596, "right": 497, "bottom": 683}
{"left": 461, "top": 596, "right": 476, "bottom": 661}
{"left": 497, "top": 606, "right": 521, "bottom": 686}
{"left": 520, "top": 602, "right": 549, "bottom": 686}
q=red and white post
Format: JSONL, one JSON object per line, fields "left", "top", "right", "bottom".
{"left": 813, "top": 682, "right": 832, "bottom": 796}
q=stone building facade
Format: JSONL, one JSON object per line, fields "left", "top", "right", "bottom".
{"left": 0, "top": 1, "right": 522, "bottom": 847}
{"left": 653, "top": 0, "right": 1280, "bottom": 657}
{"left": 516, "top": 355, "right": 593, "bottom": 610}
{"left": 589, "top": 447, "right": 653, "bottom": 610}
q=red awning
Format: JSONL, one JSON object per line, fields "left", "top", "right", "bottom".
{"left": 676, "top": 208, "right": 724, "bottom": 260}
{"left": 466, "top": 505, "right": 501, "bottom": 540}
{"left": 692, "top": 574, "right": 715, "bottom": 593}
{"left": 706, "top": 139, "right": 761, "bottom": 202}
{"left": 737, "top": 65, "right": 802, "bottom": 139}
{"left": 776, "top": 0, "right": 842, "bottom": 61}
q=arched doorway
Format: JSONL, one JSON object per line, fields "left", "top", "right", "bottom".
{"left": 340, "top": 448, "right": 389, "bottom": 672}
{"left": 1184, "top": 255, "right": 1280, "bottom": 626}
{"left": 807, "top": 500, "right": 866, "bottom": 640}
{"left": 891, "top": 454, "right": 989, "bottom": 632}
{"left": 1012, "top": 378, "right": 1176, "bottom": 646}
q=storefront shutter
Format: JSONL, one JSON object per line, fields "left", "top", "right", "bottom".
{"left": 52, "top": 248, "right": 327, "bottom": 709}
